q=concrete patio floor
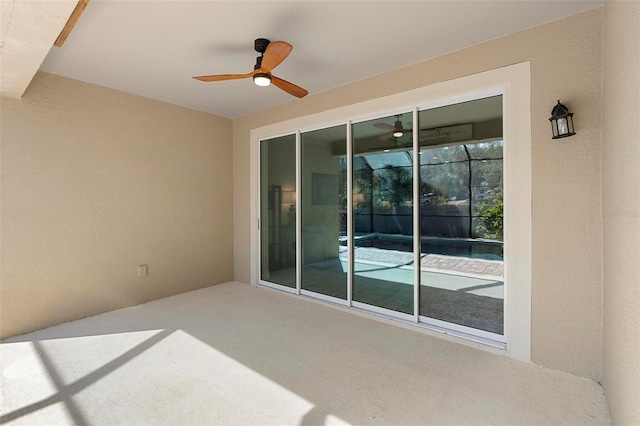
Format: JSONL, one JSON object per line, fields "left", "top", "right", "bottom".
{"left": 1, "top": 281, "right": 609, "bottom": 425}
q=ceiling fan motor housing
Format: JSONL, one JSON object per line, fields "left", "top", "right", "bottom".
{"left": 254, "top": 38, "right": 270, "bottom": 53}
{"left": 254, "top": 38, "right": 270, "bottom": 70}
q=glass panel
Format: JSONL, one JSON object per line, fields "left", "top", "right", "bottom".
{"left": 420, "top": 161, "right": 469, "bottom": 212}
{"left": 470, "top": 157, "right": 503, "bottom": 221}
{"left": 351, "top": 112, "right": 414, "bottom": 315}
{"left": 363, "top": 151, "right": 411, "bottom": 169}
{"left": 300, "top": 125, "right": 348, "bottom": 299}
{"left": 416, "top": 145, "right": 469, "bottom": 165}
{"left": 260, "top": 134, "right": 297, "bottom": 288}
{"left": 466, "top": 140, "right": 503, "bottom": 160}
{"left": 418, "top": 96, "right": 504, "bottom": 335}
{"left": 353, "top": 167, "right": 373, "bottom": 234}
{"left": 352, "top": 156, "right": 369, "bottom": 171}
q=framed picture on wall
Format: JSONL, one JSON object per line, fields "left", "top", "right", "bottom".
{"left": 312, "top": 173, "right": 339, "bottom": 205}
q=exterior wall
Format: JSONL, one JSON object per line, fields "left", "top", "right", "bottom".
{"left": 234, "top": 9, "right": 604, "bottom": 379}
{"left": 602, "top": 1, "right": 640, "bottom": 424}
{"left": 1, "top": 72, "right": 234, "bottom": 338}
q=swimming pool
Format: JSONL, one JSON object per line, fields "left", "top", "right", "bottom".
{"left": 343, "top": 233, "right": 503, "bottom": 261}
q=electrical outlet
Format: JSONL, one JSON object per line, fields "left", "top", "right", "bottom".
{"left": 138, "top": 265, "right": 147, "bottom": 278}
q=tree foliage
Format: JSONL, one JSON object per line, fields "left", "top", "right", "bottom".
{"left": 476, "top": 191, "right": 504, "bottom": 240}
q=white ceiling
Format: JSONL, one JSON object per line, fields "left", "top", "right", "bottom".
{"left": 0, "top": 0, "right": 77, "bottom": 98}
{"left": 38, "top": 0, "right": 601, "bottom": 118}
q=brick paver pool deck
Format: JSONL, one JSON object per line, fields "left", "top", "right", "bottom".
{"left": 339, "top": 246, "right": 504, "bottom": 278}
{"left": 420, "top": 253, "right": 504, "bottom": 277}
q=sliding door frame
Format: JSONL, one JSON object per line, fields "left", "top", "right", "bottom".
{"left": 250, "top": 62, "right": 531, "bottom": 361}
{"left": 257, "top": 133, "right": 298, "bottom": 295}
{"left": 414, "top": 88, "right": 507, "bottom": 345}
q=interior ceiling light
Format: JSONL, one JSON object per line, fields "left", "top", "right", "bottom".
{"left": 393, "top": 117, "right": 405, "bottom": 138}
{"left": 253, "top": 73, "right": 272, "bottom": 87}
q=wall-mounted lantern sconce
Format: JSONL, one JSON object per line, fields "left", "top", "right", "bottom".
{"left": 549, "top": 100, "right": 576, "bottom": 139}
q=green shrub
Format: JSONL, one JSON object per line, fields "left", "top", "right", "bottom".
{"left": 476, "top": 191, "right": 503, "bottom": 240}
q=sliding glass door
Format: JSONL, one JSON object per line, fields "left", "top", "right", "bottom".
{"left": 259, "top": 134, "right": 297, "bottom": 289}
{"left": 300, "top": 125, "right": 348, "bottom": 301}
{"left": 351, "top": 113, "right": 415, "bottom": 316}
{"left": 418, "top": 96, "right": 504, "bottom": 337}
{"left": 258, "top": 94, "right": 505, "bottom": 343}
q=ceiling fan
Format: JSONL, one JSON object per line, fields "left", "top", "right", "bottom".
{"left": 193, "top": 38, "right": 308, "bottom": 98}
{"left": 374, "top": 115, "right": 408, "bottom": 140}
{"left": 366, "top": 115, "right": 412, "bottom": 151}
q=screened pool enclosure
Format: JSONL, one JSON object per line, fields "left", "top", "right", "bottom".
{"left": 259, "top": 95, "right": 505, "bottom": 344}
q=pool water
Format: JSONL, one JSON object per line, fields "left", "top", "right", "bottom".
{"left": 350, "top": 235, "right": 503, "bottom": 261}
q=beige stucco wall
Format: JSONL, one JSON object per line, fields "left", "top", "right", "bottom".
{"left": 234, "top": 9, "right": 604, "bottom": 379}
{"left": 1, "top": 72, "right": 234, "bottom": 338}
{"left": 602, "top": 1, "right": 640, "bottom": 424}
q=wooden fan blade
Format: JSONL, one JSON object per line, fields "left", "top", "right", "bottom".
{"left": 260, "top": 41, "right": 293, "bottom": 72}
{"left": 272, "top": 76, "right": 308, "bottom": 98}
{"left": 378, "top": 132, "right": 394, "bottom": 141}
{"left": 193, "top": 71, "right": 256, "bottom": 82}
{"left": 374, "top": 123, "right": 395, "bottom": 131}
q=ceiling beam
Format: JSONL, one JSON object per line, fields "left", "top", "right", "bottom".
{"left": 54, "top": 0, "right": 90, "bottom": 47}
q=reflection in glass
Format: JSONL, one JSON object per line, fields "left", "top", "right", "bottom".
{"left": 260, "top": 134, "right": 297, "bottom": 288}
{"left": 418, "top": 96, "right": 504, "bottom": 335}
{"left": 351, "top": 112, "right": 414, "bottom": 315}
{"left": 365, "top": 151, "right": 412, "bottom": 169}
{"left": 259, "top": 96, "right": 505, "bottom": 338}
{"left": 300, "top": 125, "right": 348, "bottom": 299}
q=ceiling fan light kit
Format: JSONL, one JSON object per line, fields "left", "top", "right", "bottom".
{"left": 393, "top": 118, "right": 405, "bottom": 137}
{"left": 193, "top": 38, "right": 308, "bottom": 98}
{"left": 253, "top": 73, "right": 272, "bottom": 87}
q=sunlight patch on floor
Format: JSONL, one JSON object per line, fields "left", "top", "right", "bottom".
{"left": 325, "top": 413, "right": 353, "bottom": 425}
{"left": 2, "top": 342, "right": 60, "bottom": 413}
{"left": 2, "top": 329, "right": 325, "bottom": 425}
{"left": 34, "top": 330, "right": 165, "bottom": 385}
